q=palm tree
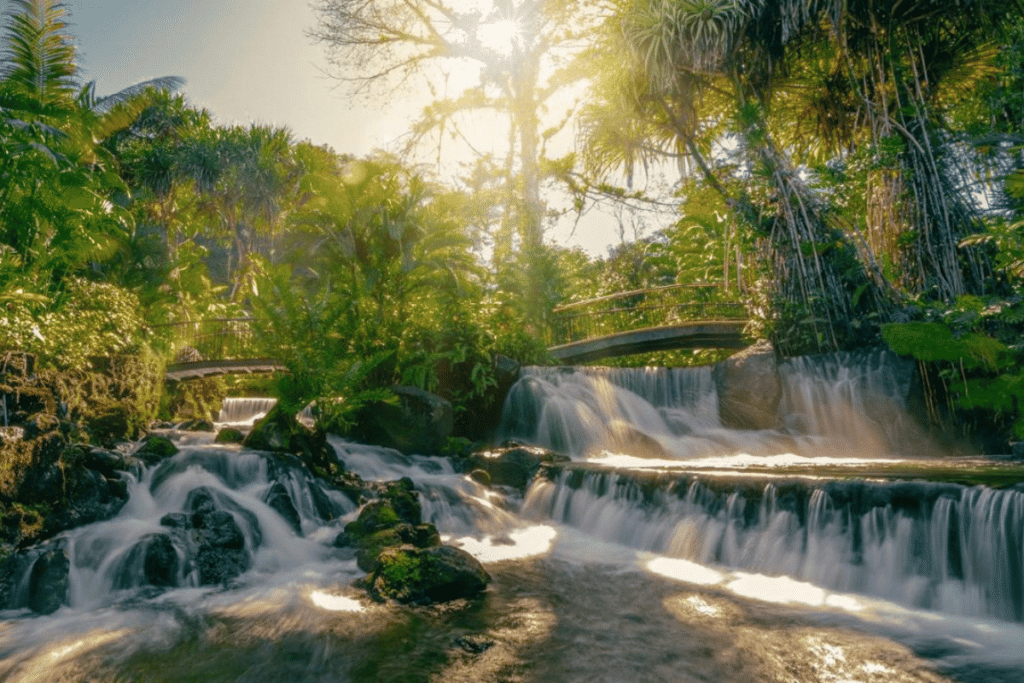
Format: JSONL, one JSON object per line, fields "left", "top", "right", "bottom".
{"left": 0, "top": 0, "right": 184, "bottom": 274}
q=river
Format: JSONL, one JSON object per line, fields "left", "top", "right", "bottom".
{"left": 0, "top": 351, "right": 1022, "bottom": 682}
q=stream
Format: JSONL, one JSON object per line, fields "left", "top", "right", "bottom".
{"left": 1, "top": 351, "right": 1023, "bottom": 682}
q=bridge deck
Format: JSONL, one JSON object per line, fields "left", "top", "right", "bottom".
{"left": 547, "top": 320, "right": 748, "bottom": 364}
{"left": 165, "top": 358, "right": 286, "bottom": 381}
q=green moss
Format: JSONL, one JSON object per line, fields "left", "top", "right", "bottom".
{"left": 0, "top": 440, "right": 35, "bottom": 500}
{"left": 377, "top": 550, "right": 422, "bottom": 589}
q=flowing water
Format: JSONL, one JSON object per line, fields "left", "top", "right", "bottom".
{"left": 1, "top": 352, "right": 1023, "bottom": 682}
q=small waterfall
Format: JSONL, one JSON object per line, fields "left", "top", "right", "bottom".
{"left": 499, "top": 366, "right": 724, "bottom": 459}
{"left": 500, "top": 350, "right": 929, "bottom": 459}
{"left": 524, "top": 467, "right": 1024, "bottom": 622}
{"left": 217, "top": 397, "right": 278, "bottom": 425}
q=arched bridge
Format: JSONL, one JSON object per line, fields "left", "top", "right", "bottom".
{"left": 153, "top": 319, "right": 285, "bottom": 381}
{"left": 547, "top": 284, "right": 749, "bottom": 364}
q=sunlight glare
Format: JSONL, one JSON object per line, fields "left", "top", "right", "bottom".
{"left": 309, "top": 590, "right": 364, "bottom": 612}
{"left": 646, "top": 557, "right": 725, "bottom": 586}
{"left": 478, "top": 19, "right": 520, "bottom": 57}
{"left": 454, "top": 524, "right": 557, "bottom": 562}
{"left": 727, "top": 572, "right": 826, "bottom": 607}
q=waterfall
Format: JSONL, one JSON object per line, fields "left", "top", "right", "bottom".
{"left": 217, "top": 397, "right": 278, "bottom": 425}
{"left": 500, "top": 350, "right": 929, "bottom": 459}
{"left": 524, "top": 466, "right": 1024, "bottom": 622}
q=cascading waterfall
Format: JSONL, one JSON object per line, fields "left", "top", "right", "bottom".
{"left": 8, "top": 447, "right": 358, "bottom": 611}
{"left": 523, "top": 468, "right": 1024, "bottom": 622}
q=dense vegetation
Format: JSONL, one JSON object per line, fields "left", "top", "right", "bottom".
{"left": 4, "top": 0, "right": 1024, "bottom": 448}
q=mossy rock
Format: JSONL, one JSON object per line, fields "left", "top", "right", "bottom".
{"left": 344, "top": 499, "right": 403, "bottom": 537}
{"left": 243, "top": 405, "right": 335, "bottom": 475}
{"left": 348, "top": 523, "right": 442, "bottom": 572}
{"left": 135, "top": 435, "right": 179, "bottom": 465}
{"left": 369, "top": 545, "right": 490, "bottom": 604}
{"left": 215, "top": 428, "right": 245, "bottom": 444}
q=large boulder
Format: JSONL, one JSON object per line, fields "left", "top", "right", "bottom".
{"left": 156, "top": 486, "right": 260, "bottom": 586}
{"left": 243, "top": 405, "right": 333, "bottom": 472}
{"left": 714, "top": 340, "right": 782, "bottom": 430}
{"left": 368, "top": 545, "right": 490, "bottom": 604}
{"left": 349, "top": 386, "right": 453, "bottom": 455}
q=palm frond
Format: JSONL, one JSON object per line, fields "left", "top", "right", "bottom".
{"left": 1, "top": 0, "right": 78, "bottom": 112}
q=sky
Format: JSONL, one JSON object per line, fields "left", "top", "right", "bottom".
{"left": 62, "top": 0, "right": 657, "bottom": 256}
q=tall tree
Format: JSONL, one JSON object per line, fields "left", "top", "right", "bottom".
{"left": 309, "top": 0, "right": 601, "bottom": 321}
{"left": 580, "top": 0, "right": 1024, "bottom": 352}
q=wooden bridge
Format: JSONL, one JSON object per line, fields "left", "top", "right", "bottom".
{"left": 154, "top": 319, "right": 285, "bottom": 381}
{"left": 547, "top": 284, "right": 749, "bottom": 364}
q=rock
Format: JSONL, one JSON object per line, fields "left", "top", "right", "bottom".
{"left": 1011, "top": 442, "right": 1024, "bottom": 460}
{"left": 455, "top": 635, "right": 494, "bottom": 654}
{"left": 27, "top": 547, "right": 69, "bottom": 614}
{"left": 113, "top": 533, "right": 180, "bottom": 589}
{"left": 135, "top": 435, "right": 179, "bottom": 465}
{"left": 343, "top": 522, "right": 442, "bottom": 572}
{"left": 714, "top": 340, "right": 782, "bottom": 430}
{"left": 215, "top": 427, "right": 245, "bottom": 444}
{"left": 0, "top": 351, "right": 35, "bottom": 378}
{"left": 349, "top": 386, "right": 453, "bottom": 455}
{"left": 46, "top": 466, "right": 129, "bottom": 533}
{"left": 0, "top": 426, "right": 23, "bottom": 445}
{"left": 84, "top": 399, "right": 135, "bottom": 445}
{"left": 369, "top": 545, "right": 490, "bottom": 604}
{"left": 345, "top": 499, "right": 406, "bottom": 537}
{"left": 243, "top": 405, "right": 334, "bottom": 474}
{"left": 22, "top": 412, "right": 59, "bottom": 440}
{"left": 142, "top": 534, "right": 180, "bottom": 587}
{"left": 466, "top": 445, "right": 570, "bottom": 490}
{"left": 183, "top": 487, "right": 258, "bottom": 585}
{"left": 67, "top": 445, "right": 127, "bottom": 478}
{"left": 264, "top": 482, "right": 302, "bottom": 535}
{"left": 177, "top": 419, "right": 215, "bottom": 432}
{"left": 160, "top": 512, "right": 189, "bottom": 529}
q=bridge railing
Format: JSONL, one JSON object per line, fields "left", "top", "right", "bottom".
{"left": 549, "top": 284, "right": 747, "bottom": 346}
{"left": 150, "top": 318, "right": 269, "bottom": 362}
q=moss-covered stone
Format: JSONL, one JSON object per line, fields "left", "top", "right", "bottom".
{"left": 215, "top": 428, "right": 245, "bottom": 444}
{"left": 243, "top": 405, "right": 337, "bottom": 477}
{"left": 348, "top": 523, "right": 442, "bottom": 572}
{"left": 135, "top": 435, "right": 179, "bottom": 465}
{"left": 465, "top": 444, "right": 570, "bottom": 491}
{"left": 369, "top": 545, "right": 490, "bottom": 604}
